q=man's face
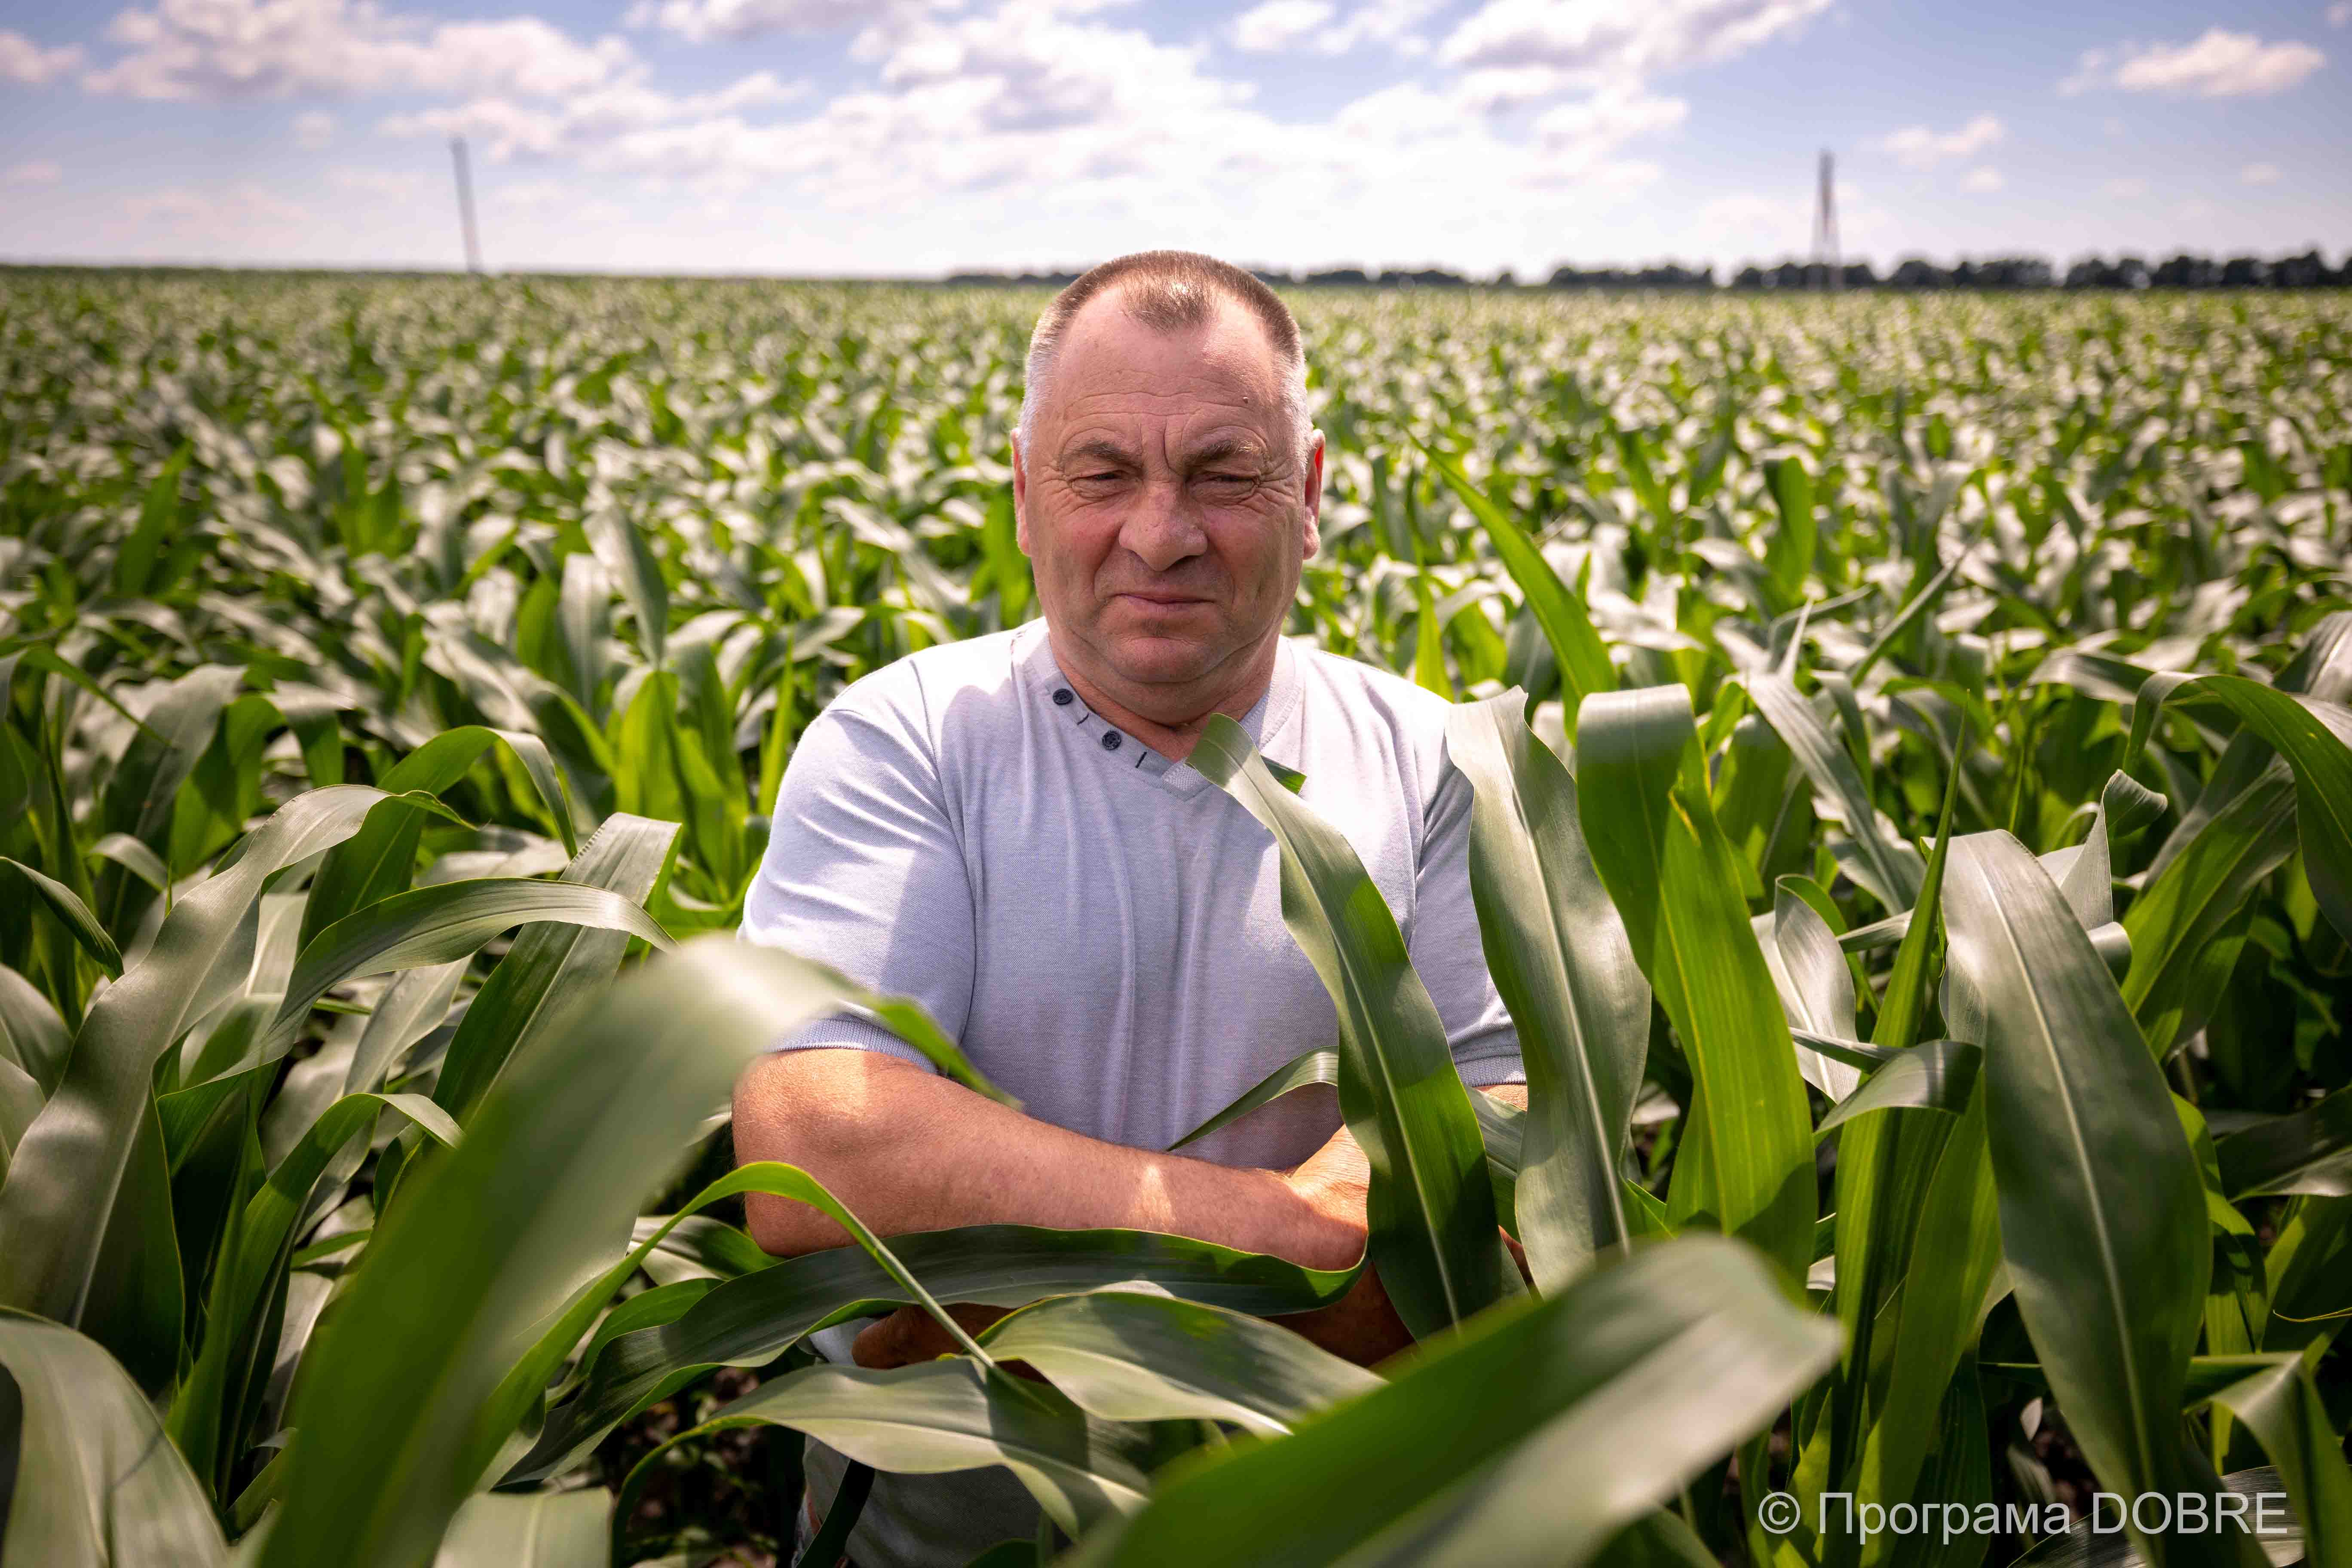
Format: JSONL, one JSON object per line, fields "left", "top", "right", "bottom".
{"left": 1014, "top": 293, "right": 1322, "bottom": 699}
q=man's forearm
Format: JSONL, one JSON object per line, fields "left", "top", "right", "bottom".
{"left": 733, "top": 1047, "right": 1365, "bottom": 1268}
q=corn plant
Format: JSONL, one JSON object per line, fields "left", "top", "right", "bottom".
{"left": 1, "top": 274, "right": 2348, "bottom": 1568}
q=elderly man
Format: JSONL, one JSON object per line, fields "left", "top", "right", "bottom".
{"left": 735, "top": 250, "right": 1523, "bottom": 1566}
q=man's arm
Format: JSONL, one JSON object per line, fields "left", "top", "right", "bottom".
{"left": 734, "top": 1047, "right": 1365, "bottom": 1267}
{"left": 737, "top": 1049, "right": 1526, "bottom": 1366}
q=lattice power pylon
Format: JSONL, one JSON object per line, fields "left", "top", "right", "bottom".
{"left": 1813, "top": 149, "right": 1840, "bottom": 291}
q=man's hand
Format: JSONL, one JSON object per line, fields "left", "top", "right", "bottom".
{"left": 1269, "top": 1122, "right": 1413, "bottom": 1365}
{"left": 852, "top": 1302, "right": 1012, "bottom": 1369}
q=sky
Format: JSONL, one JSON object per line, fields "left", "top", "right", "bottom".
{"left": 1, "top": 0, "right": 2345, "bottom": 276}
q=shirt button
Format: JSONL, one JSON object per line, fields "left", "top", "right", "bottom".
{"left": 1101, "top": 731, "right": 1123, "bottom": 751}
{"left": 1052, "top": 688, "right": 1075, "bottom": 706}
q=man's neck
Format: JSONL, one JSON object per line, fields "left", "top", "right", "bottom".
{"left": 1044, "top": 628, "right": 1280, "bottom": 763}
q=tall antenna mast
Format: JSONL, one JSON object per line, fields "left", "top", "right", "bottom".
{"left": 450, "top": 137, "right": 483, "bottom": 275}
{"left": 1813, "top": 149, "right": 1840, "bottom": 291}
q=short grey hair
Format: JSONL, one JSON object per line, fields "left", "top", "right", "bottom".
{"left": 1015, "top": 250, "right": 1312, "bottom": 463}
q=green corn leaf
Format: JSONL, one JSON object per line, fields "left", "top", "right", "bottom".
{"left": 260, "top": 876, "right": 676, "bottom": 1062}
{"left": 1424, "top": 446, "right": 1615, "bottom": 713}
{"left": 1191, "top": 713, "right": 1507, "bottom": 1338}
{"left": 1575, "top": 684, "right": 1816, "bottom": 1284}
{"left": 0, "top": 961, "right": 70, "bottom": 1097}
{"left": 112, "top": 439, "right": 195, "bottom": 600}
{"left": 95, "top": 663, "right": 244, "bottom": 932}
{"left": 1167, "top": 1046, "right": 1339, "bottom": 1151}
{"left": 622, "top": 1359, "right": 1155, "bottom": 1542}
{"left": 168, "top": 1090, "right": 458, "bottom": 1497}
{"left": 1874, "top": 733, "right": 1964, "bottom": 1051}
{"left": 1860, "top": 1082, "right": 2002, "bottom": 1527}
{"left": 1761, "top": 880, "right": 1862, "bottom": 1100}
{"left": 1763, "top": 455, "right": 1816, "bottom": 597}
{"left": 508, "top": 1223, "right": 1351, "bottom": 1487}
{"left": 2125, "top": 674, "right": 2352, "bottom": 946}
{"left": 432, "top": 1490, "right": 611, "bottom": 1568}
{"left": 87, "top": 831, "right": 169, "bottom": 891}
{"left": 2196, "top": 1355, "right": 2352, "bottom": 1567}
{"left": 588, "top": 505, "right": 669, "bottom": 670}
{"left": 1942, "top": 832, "right": 2243, "bottom": 1567}
{"left": 257, "top": 939, "right": 861, "bottom": 1568}
{"left": 0, "top": 1055, "right": 39, "bottom": 1187}
{"left": 431, "top": 813, "right": 680, "bottom": 1123}
{"left": 0, "top": 787, "right": 397, "bottom": 1336}
{"left": 302, "top": 726, "right": 571, "bottom": 949}
{"left": 0, "top": 1307, "right": 229, "bottom": 1567}
{"left": 2217, "top": 1087, "right": 2352, "bottom": 1200}
{"left": 481, "top": 1158, "right": 997, "bottom": 1488}
{"left": 2122, "top": 771, "right": 2296, "bottom": 1059}
{"left": 1814, "top": 1040, "right": 1980, "bottom": 1136}
{"left": 1850, "top": 518, "right": 1989, "bottom": 684}
{"left": 0, "top": 856, "right": 123, "bottom": 977}
{"left": 978, "top": 1286, "right": 1380, "bottom": 1435}
{"left": 1746, "top": 670, "right": 1923, "bottom": 914}
{"left": 1063, "top": 1236, "right": 1840, "bottom": 1568}
{"left": 1446, "top": 690, "right": 1651, "bottom": 1288}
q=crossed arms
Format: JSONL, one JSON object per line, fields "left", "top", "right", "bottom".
{"left": 733, "top": 1046, "right": 1525, "bottom": 1366}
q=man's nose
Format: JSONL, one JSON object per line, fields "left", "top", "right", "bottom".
{"left": 1118, "top": 476, "right": 1208, "bottom": 573}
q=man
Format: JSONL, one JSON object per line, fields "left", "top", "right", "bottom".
{"left": 735, "top": 250, "right": 1524, "bottom": 1566}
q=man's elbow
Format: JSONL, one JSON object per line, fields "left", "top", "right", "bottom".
{"left": 731, "top": 1048, "right": 917, "bottom": 1258}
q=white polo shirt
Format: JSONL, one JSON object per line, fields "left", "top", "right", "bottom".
{"left": 739, "top": 617, "right": 1521, "bottom": 1566}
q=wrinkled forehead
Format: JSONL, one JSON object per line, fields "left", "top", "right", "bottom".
{"left": 1038, "top": 288, "right": 1291, "bottom": 440}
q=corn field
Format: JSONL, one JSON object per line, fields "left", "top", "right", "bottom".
{"left": 1, "top": 272, "right": 2349, "bottom": 1568}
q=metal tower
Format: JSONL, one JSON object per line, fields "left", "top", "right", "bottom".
{"left": 450, "top": 137, "right": 483, "bottom": 275}
{"left": 1813, "top": 149, "right": 1840, "bottom": 291}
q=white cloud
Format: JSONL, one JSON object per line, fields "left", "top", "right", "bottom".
{"left": 5, "top": 159, "right": 63, "bottom": 184}
{"left": 0, "top": 29, "right": 83, "bottom": 84}
{"left": 2103, "top": 177, "right": 2148, "bottom": 197}
{"left": 1232, "top": 0, "right": 1335, "bottom": 52}
{"left": 2060, "top": 30, "right": 2325, "bottom": 97}
{"left": 295, "top": 110, "right": 335, "bottom": 148}
{"left": 1450, "top": 64, "right": 1581, "bottom": 111}
{"left": 1231, "top": 0, "right": 1437, "bottom": 55}
{"left": 2241, "top": 161, "right": 2282, "bottom": 185}
{"left": 1534, "top": 88, "right": 1687, "bottom": 155}
{"left": 83, "top": 0, "right": 635, "bottom": 102}
{"left": 625, "top": 0, "right": 931, "bottom": 44}
{"left": 1960, "top": 166, "right": 2003, "bottom": 193}
{"left": 1876, "top": 113, "right": 2003, "bottom": 168}
{"left": 2331, "top": 2, "right": 2350, "bottom": 24}
{"left": 1440, "top": 0, "right": 1832, "bottom": 79}
{"left": 328, "top": 167, "right": 426, "bottom": 198}
{"left": 123, "top": 182, "right": 309, "bottom": 238}
{"left": 382, "top": 70, "right": 804, "bottom": 160}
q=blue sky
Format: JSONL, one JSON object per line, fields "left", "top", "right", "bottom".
{"left": 1, "top": 0, "right": 2344, "bottom": 275}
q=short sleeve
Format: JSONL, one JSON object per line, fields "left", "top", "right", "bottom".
{"left": 1409, "top": 746, "right": 1524, "bottom": 1089}
{"left": 738, "top": 680, "right": 975, "bottom": 1072}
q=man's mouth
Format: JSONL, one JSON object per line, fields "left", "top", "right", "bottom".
{"left": 1114, "top": 591, "right": 1210, "bottom": 608}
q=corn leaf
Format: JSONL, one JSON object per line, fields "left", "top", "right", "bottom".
{"left": 1191, "top": 713, "right": 1507, "bottom": 1338}
{"left": 1445, "top": 690, "right": 1651, "bottom": 1287}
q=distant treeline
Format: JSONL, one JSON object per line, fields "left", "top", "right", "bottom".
{"left": 942, "top": 249, "right": 2349, "bottom": 292}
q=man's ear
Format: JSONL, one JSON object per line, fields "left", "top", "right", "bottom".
{"left": 1300, "top": 430, "right": 1325, "bottom": 559}
{"left": 1011, "top": 435, "right": 1032, "bottom": 556}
